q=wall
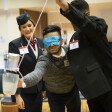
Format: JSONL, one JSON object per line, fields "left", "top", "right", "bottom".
{"left": 0, "top": 9, "right": 20, "bottom": 50}
{"left": 90, "top": 3, "right": 112, "bottom": 41}
{"left": 48, "top": 3, "right": 112, "bottom": 42}
{"left": 0, "top": 0, "right": 45, "bottom": 10}
{"left": 47, "top": 12, "right": 74, "bottom": 44}
{"left": 96, "top": 9, "right": 112, "bottom": 41}
{"left": 0, "top": 9, "right": 20, "bottom": 69}
{"left": 0, "top": 2, "right": 112, "bottom": 50}
{"left": 0, "top": 0, "right": 112, "bottom": 10}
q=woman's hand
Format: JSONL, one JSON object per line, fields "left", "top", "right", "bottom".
{"left": 15, "top": 94, "right": 25, "bottom": 110}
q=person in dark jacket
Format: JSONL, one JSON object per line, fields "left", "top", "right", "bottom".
{"left": 8, "top": 12, "right": 43, "bottom": 112}
{"left": 56, "top": 0, "right": 112, "bottom": 112}
{"left": 18, "top": 25, "right": 81, "bottom": 112}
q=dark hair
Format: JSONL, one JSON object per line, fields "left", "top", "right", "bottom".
{"left": 19, "top": 19, "right": 35, "bottom": 30}
{"left": 43, "top": 25, "right": 61, "bottom": 37}
{"left": 70, "top": 0, "right": 89, "bottom": 13}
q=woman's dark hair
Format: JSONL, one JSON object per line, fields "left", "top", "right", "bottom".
{"left": 70, "top": 0, "right": 89, "bottom": 13}
{"left": 43, "top": 25, "right": 61, "bottom": 37}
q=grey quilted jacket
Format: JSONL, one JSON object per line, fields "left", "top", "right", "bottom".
{"left": 23, "top": 47, "right": 75, "bottom": 94}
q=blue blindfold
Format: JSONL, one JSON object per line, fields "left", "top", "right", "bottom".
{"left": 43, "top": 36, "right": 61, "bottom": 48}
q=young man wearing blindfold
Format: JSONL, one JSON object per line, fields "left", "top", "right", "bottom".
{"left": 18, "top": 25, "right": 81, "bottom": 112}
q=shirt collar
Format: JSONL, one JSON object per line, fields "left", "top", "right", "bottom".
{"left": 53, "top": 47, "right": 66, "bottom": 58}
{"left": 25, "top": 37, "right": 37, "bottom": 43}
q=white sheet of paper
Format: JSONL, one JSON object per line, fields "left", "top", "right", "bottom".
{"left": 19, "top": 46, "right": 29, "bottom": 54}
{"left": 70, "top": 41, "right": 79, "bottom": 50}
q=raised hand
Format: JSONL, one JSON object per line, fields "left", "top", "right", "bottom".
{"left": 56, "top": 0, "right": 69, "bottom": 11}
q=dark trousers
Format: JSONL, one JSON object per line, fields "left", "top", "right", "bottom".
{"left": 87, "top": 90, "right": 112, "bottom": 112}
{"left": 12, "top": 92, "right": 42, "bottom": 112}
{"left": 46, "top": 86, "right": 81, "bottom": 112}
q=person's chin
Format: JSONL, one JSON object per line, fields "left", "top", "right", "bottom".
{"left": 26, "top": 34, "right": 33, "bottom": 38}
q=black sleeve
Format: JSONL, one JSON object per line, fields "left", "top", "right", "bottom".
{"left": 60, "top": 4, "right": 108, "bottom": 38}
{"left": 8, "top": 42, "right": 20, "bottom": 54}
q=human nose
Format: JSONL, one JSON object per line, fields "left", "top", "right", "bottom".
{"left": 50, "top": 43, "right": 54, "bottom": 47}
{"left": 26, "top": 26, "right": 30, "bottom": 31}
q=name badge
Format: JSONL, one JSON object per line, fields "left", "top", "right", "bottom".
{"left": 69, "top": 40, "right": 79, "bottom": 50}
{"left": 19, "top": 46, "right": 29, "bottom": 54}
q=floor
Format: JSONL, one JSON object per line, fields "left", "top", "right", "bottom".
{"left": 0, "top": 95, "right": 89, "bottom": 112}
